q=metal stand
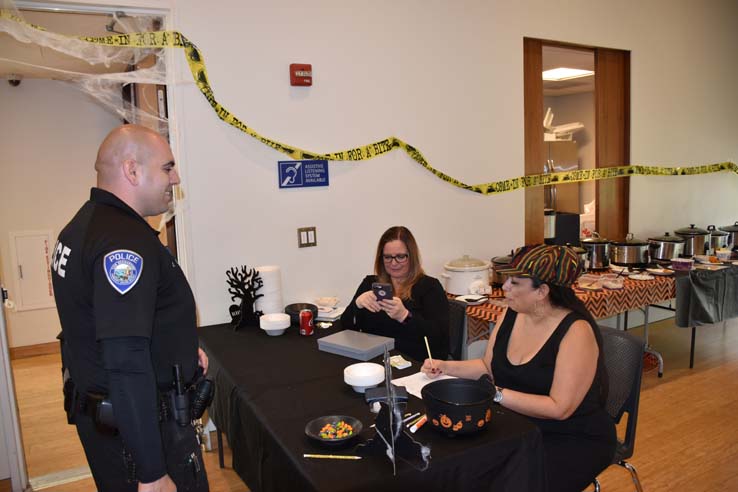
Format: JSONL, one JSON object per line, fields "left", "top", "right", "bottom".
{"left": 618, "top": 307, "right": 664, "bottom": 377}
{"left": 640, "top": 306, "right": 664, "bottom": 378}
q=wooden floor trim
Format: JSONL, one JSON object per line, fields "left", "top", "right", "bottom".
{"left": 29, "top": 466, "right": 91, "bottom": 491}
{"left": 10, "top": 341, "right": 60, "bottom": 360}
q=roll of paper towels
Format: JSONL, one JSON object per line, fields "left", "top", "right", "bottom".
{"left": 255, "top": 265, "right": 283, "bottom": 314}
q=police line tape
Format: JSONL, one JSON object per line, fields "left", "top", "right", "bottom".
{"left": 3, "top": 10, "right": 736, "bottom": 195}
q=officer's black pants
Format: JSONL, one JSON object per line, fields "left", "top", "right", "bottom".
{"left": 75, "top": 413, "right": 209, "bottom": 492}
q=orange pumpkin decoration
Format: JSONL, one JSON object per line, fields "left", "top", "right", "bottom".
{"left": 485, "top": 408, "right": 492, "bottom": 422}
{"left": 432, "top": 418, "right": 439, "bottom": 427}
{"left": 452, "top": 421, "right": 463, "bottom": 431}
{"left": 440, "top": 414, "right": 452, "bottom": 428}
{"left": 477, "top": 419, "right": 485, "bottom": 427}
{"left": 465, "top": 415, "right": 472, "bottom": 422}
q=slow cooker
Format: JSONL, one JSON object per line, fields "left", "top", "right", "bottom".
{"left": 442, "top": 255, "right": 490, "bottom": 295}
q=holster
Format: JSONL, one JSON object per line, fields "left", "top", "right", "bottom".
{"left": 62, "top": 372, "right": 77, "bottom": 425}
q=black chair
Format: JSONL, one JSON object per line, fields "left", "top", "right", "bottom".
{"left": 593, "top": 326, "right": 646, "bottom": 492}
{"left": 447, "top": 299, "right": 467, "bottom": 360}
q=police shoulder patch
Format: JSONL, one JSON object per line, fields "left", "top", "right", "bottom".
{"left": 104, "top": 249, "right": 144, "bottom": 295}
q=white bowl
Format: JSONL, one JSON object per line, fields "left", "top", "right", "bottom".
{"left": 315, "top": 296, "right": 339, "bottom": 308}
{"left": 260, "top": 313, "right": 290, "bottom": 336}
{"left": 343, "top": 362, "right": 385, "bottom": 393}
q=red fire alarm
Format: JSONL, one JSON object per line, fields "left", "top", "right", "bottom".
{"left": 290, "top": 63, "right": 312, "bottom": 86}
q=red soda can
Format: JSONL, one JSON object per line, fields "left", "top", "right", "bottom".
{"left": 299, "top": 309, "right": 314, "bottom": 336}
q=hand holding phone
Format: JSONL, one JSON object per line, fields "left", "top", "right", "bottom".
{"left": 372, "top": 282, "right": 394, "bottom": 301}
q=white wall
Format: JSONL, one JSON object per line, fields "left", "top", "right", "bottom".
{"left": 0, "top": 79, "right": 121, "bottom": 347}
{"left": 168, "top": 0, "right": 738, "bottom": 326}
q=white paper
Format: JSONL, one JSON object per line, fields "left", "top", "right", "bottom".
{"left": 392, "top": 371, "right": 456, "bottom": 399}
{"left": 316, "top": 306, "right": 345, "bottom": 321}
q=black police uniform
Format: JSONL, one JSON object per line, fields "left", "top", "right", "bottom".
{"left": 51, "top": 187, "right": 208, "bottom": 492}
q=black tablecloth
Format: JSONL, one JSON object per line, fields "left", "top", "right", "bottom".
{"left": 675, "top": 266, "right": 738, "bottom": 327}
{"left": 199, "top": 322, "right": 545, "bottom": 492}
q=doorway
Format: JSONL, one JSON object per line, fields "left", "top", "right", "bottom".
{"left": 0, "top": 3, "right": 175, "bottom": 489}
{"left": 524, "top": 38, "right": 630, "bottom": 245}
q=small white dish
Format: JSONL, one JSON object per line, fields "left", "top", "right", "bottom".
{"left": 693, "top": 255, "right": 718, "bottom": 264}
{"left": 629, "top": 274, "right": 655, "bottom": 281}
{"left": 609, "top": 264, "right": 628, "bottom": 273}
{"left": 694, "top": 264, "right": 728, "bottom": 271}
{"left": 259, "top": 313, "right": 290, "bottom": 336}
{"left": 344, "top": 362, "right": 385, "bottom": 393}
{"left": 645, "top": 268, "right": 673, "bottom": 276}
{"left": 315, "top": 296, "right": 339, "bottom": 308}
{"left": 455, "top": 295, "right": 487, "bottom": 305}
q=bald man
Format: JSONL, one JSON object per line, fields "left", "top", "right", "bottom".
{"left": 51, "top": 125, "right": 210, "bottom": 492}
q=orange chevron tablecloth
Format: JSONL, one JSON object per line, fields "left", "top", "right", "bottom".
{"left": 457, "top": 273, "right": 677, "bottom": 343}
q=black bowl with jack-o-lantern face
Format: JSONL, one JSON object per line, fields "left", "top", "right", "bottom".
{"left": 421, "top": 375, "right": 496, "bottom": 436}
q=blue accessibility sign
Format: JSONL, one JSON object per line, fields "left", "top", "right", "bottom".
{"left": 278, "top": 160, "right": 329, "bottom": 189}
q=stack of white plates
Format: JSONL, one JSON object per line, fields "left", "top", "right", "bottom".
{"left": 259, "top": 313, "right": 290, "bottom": 336}
{"left": 255, "top": 265, "right": 284, "bottom": 314}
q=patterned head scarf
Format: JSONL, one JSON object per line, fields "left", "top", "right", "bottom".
{"left": 497, "top": 244, "right": 583, "bottom": 287}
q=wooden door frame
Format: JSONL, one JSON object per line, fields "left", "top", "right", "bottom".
{"left": 524, "top": 37, "right": 630, "bottom": 244}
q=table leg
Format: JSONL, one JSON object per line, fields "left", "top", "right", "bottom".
{"left": 642, "top": 305, "right": 664, "bottom": 378}
{"left": 624, "top": 311, "right": 629, "bottom": 331}
{"left": 690, "top": 326, "right": 696, "bottom": 369}
{"left": 217, "top": 429, "right": 225, "bottom": 468}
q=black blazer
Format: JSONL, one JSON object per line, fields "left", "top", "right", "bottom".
{"left": 341, "top": 274, "right": 450, "bottom": 362}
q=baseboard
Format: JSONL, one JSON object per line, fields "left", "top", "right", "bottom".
{"left": 10, "top": 341, "right": 60, "bottom": 360}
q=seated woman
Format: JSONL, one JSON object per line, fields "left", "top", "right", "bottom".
{"left": 341, "top": 226, "right": 449, "bottom": 362}
{"left": 421, "top": 245, "right": 615, "bottom": 492}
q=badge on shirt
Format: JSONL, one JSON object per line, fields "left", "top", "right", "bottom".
{"left": 104, "top": 250, "right": 143, "bottom": 295}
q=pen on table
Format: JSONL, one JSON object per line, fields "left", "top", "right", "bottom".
{"left": 424, "top": 336, "right": 434, "bottom": 370}
{"left": 407, "top": 413, "right": 425, "bottom": 428}
{"left": 371, "top": 412, "right": 415, "bottom": 428}
{"left": 410, "top": 414, "right": 428, "bottom": 433}
{"left": 303, "top": 454, "right": 362, "bottom": 460}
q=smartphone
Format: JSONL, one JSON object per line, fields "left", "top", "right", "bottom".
{"left": 372, "top": 282, "right": 394, "bottom": 301}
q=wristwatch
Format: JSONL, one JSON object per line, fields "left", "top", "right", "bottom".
{"left": 493, "top": 387, "right": 504, "bottom": 404}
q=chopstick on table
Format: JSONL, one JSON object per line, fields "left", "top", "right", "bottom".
{"left": 303, "top": 454, "right": 362, "bottom": 460}
{"left": 424, "top": 336, "right": 434, "bottom": 370}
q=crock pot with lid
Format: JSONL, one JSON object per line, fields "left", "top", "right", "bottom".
{"left": 442, "top": 255, "right": 491, "bottom": 295}
{"left": 566, "top": 243, "right": 587, "bottom": 269}
{"left": 674, "top": 224, "right": 710, "bottom": 257}
{"left": 609, "top": 233, "right": 649, "bottom": 267}
{"left": 647, "top": 232, "right": 685, "bottom": 262}
{"left": 706, "top": 225, "right": 729, "bottom": 252}
{"left": 490, "top": 252, "right": 513, "bottom": 286}
{"left": 719, "top": 221, "right": 738, "bottom": 250}
{"left": 580, "top": 232, "right": 610, "bottom": 270}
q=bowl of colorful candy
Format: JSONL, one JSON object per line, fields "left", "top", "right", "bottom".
{"left": 305, "top": 415, "right": 362, "bottom": 447}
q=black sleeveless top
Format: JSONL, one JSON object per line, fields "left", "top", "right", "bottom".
{"left": 492, "top": 309, "right": 612, "bottom": 437}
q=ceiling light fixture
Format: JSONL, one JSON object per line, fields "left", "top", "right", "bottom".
{"left": 542, "top": 67, "right": 594, "bottom": 81}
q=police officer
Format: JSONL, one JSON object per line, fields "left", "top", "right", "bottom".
{"left": 51, "top": 124, "right": 209, "bottom": 492}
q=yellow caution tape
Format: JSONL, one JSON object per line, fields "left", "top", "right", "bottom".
{"left": 3, "top": 10, "right": 736, "bottom": 195}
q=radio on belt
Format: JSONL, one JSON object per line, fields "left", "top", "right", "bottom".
{"left": 290, "top": 63, "right": 312, "bottom": 86}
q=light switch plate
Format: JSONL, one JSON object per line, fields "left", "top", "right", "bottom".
{"left": 297, "top": 226, "right": 317, "bottom": 248}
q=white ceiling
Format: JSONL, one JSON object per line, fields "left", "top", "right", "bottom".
{"left": 542, "top": 45, "right": 595, "bottom": 96}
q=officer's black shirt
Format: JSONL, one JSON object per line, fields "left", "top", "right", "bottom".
{"left": 51, "top": 187, "right": 199, "bottom": 394}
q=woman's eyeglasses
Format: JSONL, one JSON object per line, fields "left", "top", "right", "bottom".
{"left": 382, "top": 254, "right": 409, "bottom": 263}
